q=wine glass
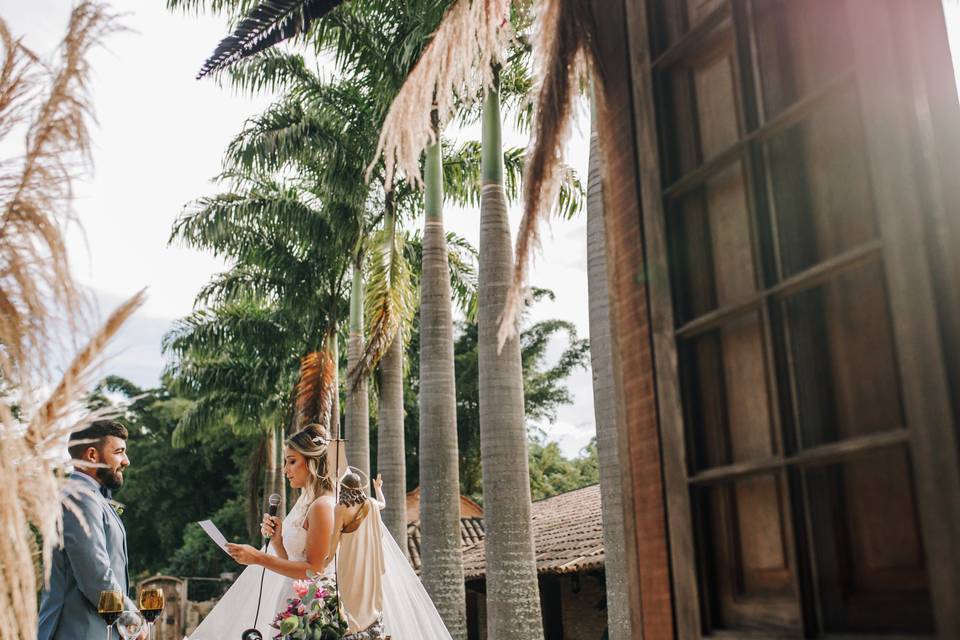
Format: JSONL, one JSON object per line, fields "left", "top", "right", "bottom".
{"left": 115, "top": 610, "right": 144, "bottom": 640}
{"left": 97, "top": 590, "right": 123, "bottom": 640}
{"left": 137, "top": 587, "right": 165, "bottom": 639}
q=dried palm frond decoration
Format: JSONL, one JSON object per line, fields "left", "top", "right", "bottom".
{"left": 0, "top": 2, "right": 119, "bottom": 381}
{"left": 195, "top": 0, "right": 348, "bottom": 80}
{"left": 367, "top": 0, "right": 512, "bottom": 189}
{"left": 0, "top": 5, "right": 145, "bottom": 639}
{"left": 498, "top": 0, "right": 598, "bottom": 348}
{"left": 295, "top": 346, "right": 337, "bottom": 430}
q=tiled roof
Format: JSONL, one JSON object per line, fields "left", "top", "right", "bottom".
{"left": 407, "top": 484, "right": 604, "bottom": 579}
{"left": 407, "top": 517, "right": 486, "bottom": 574}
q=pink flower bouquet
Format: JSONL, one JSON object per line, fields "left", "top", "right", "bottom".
{"left": 270, "top": 574, "right": 346, "bottom": 640}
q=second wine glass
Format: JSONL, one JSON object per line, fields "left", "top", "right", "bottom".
{"left": 138, "top": 587, "right": 165, "bottom": 640}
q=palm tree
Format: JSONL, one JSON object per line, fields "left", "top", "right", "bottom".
{"left": 418, "top": 131, "right": 467, "bottom": 639}
{"left": 477, "top": 72, "right": 544, "bottom": 639}
{"left": 586, "top": 99, "right": 631, "bottom": 640}
{"left": 162, "top": 298, "right": 298, "bottom": 519}
{"left": 166, "top": 170, "right": 353, "bottom": 516}
{"left": 368, "top": 198, "right": 415, "bottom": 549}
{"left": 217, "top": 60, "right": 384, "bottom": 474}
{"left": 346, "top": 254, "right": 371, "bottom": 482}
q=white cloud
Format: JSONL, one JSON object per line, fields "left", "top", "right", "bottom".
{"left": 533, "top": 419, "right": 596, "bottom": 459}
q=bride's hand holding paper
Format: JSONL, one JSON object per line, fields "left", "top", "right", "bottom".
{"left": 225, "top": 543, "right": 263, "bottom": 566}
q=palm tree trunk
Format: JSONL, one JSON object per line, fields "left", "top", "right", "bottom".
{"left": 419, "top": 131, "right": 467, "bottom": 639}
{"left": 274, "top": 424, "right": 287, "bottom": 516}
{"left": 378, "top": 204, "right": 408, "bottom": 551}
{"left": 587, "top": 98, "right": 631, "bottom": 640}
{"left": 478, "top": 76, "right": 544, "bottom": 640}
{"left": 346, "top": 262, "right": 370, "bottom": 485}
{"left": 330, "top": 331, "right": 340, "bottom": 438}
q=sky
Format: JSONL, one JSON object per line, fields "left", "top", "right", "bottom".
{"left": 3, "top": 0, "right": 597, "bottom": 457}
{"left": 6, "top": 1, "right": 960, "bottom": 459}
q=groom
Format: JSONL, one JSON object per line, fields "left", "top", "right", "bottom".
{"left": 38, "top": 419, "right": 145, "bottom": 640}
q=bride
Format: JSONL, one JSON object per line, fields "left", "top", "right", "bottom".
{"left": 190, "top": 423, "right": 336, "bottom": 639}
{"left": 190, "top": 422, "right": 454, "bottom": 640}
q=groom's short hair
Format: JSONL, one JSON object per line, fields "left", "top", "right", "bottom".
{"left": 68, "top": 420, "right": 129, "bottom": 459}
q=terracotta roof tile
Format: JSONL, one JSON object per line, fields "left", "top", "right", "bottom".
{"left": 407, "top": 517, "right": 486, "bottom": 574}
{"left": 407, "top": 484, "right": 603, "bottom": 579}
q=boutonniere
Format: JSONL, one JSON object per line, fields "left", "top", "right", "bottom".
{"left": 108, "top": 500, "right": 125, "bottom": 517}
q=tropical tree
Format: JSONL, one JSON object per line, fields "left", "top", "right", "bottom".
{"left": 215, "top": 59, "right": 386, "bottom": 482}
{"left": 449, "top": 288, "right": 590, "bottom": 500}
{"left": 366, "top": 201, "right": 416, "bottom": 548}
{"left": 165, "top": 166, "right": 355, "bottom": 517}
{"left": 585, "top": 102, "right": 631, "bottom": 640}
{"left": 308, "top": 10, "right": 468, "bottom": 626}
{"left": 527, "top": 437, "right": 598, "bottom": 501}
{"left": 414, "top": 130, "right": 468, "bottom": 637}
{"left": 476, "top": 69, "right": 544, "bottom": 638}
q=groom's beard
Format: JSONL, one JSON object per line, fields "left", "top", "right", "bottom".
{"left": 96, "top": 465, "right": 124, "bottom": 490}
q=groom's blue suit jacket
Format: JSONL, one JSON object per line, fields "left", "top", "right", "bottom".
{"left": 38, "top": 472, "right": 133, "bottom": 640}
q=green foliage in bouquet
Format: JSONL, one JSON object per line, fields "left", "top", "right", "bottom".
{"left": 272, "top": 574, "right": 347, "bottom": 640}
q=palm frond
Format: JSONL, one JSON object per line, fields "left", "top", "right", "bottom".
{"left": 27, "top": 290, "right": 146, "bottom": 449}
{"left": 348, "top": 224, "right": 416, "bottom": 388}
{"left": 368, "top": 0, "right": 512, "bottom": 189}
{"left": 220, "top": 48, "right": 317, "bottom": 95}
{"left": 196, "top": 0, "right": 348, "bottom": 80}
{"left": 0, "top": 7, "right": 128, "bottom": 634}
{"left": 0, "top": 3, "right": 122, "bottom": 383}
{"left": 295, "top": 346, "right": 336, "bottom": 429}
{"left": 500, "top": 0, "right": 598, "bottom": 348}
{"left": 442, "top": 141, "right": 525, "bottom": 208}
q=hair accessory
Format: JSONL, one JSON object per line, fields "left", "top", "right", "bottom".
{"left": 311, "top": 435, "right": 329, "bottom": 445}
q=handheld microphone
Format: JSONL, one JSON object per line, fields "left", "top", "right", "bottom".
{"left": 249, "top": 493, "right": 282, "bottom": 636}
{"left": 264, "top": 493, "right": 281, "bottom": 546}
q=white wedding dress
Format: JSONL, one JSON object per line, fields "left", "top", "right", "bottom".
{"left": 189, "top": 493, "right": 334, "bottom": 639}
{"left": 189, "top": 491, "right": 453, "bottom": 640}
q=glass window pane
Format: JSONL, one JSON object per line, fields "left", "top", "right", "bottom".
{"left": 765, "top": 87, "right": 878, "bottom": 278}
{"left": 659, "top": 40, "right": 740, "bottom": 182}
{"left": 681, "top": 312, "right": 774, "bottom": 471}
{"left": 782, "top": 262, "right": 904, "bottom": 449}
{"left": 751, "top": 0, "right": 856, "bottom": 121}
{"left": 693, "top": 473, "right": 800, "bottom": 633}
{"left": 803, "top": 448, "right": 934, "bottom": 634}
{"left": 670, "top": 163, "right": 756, "bottom": 322}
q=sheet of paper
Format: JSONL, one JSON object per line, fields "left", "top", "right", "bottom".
{"left": 197, "top": 519, "right": 230, "bottom": 555}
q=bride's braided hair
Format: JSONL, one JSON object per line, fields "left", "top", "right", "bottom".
{"left": 286, "top": 423, "right": 334, "bottom": 500}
